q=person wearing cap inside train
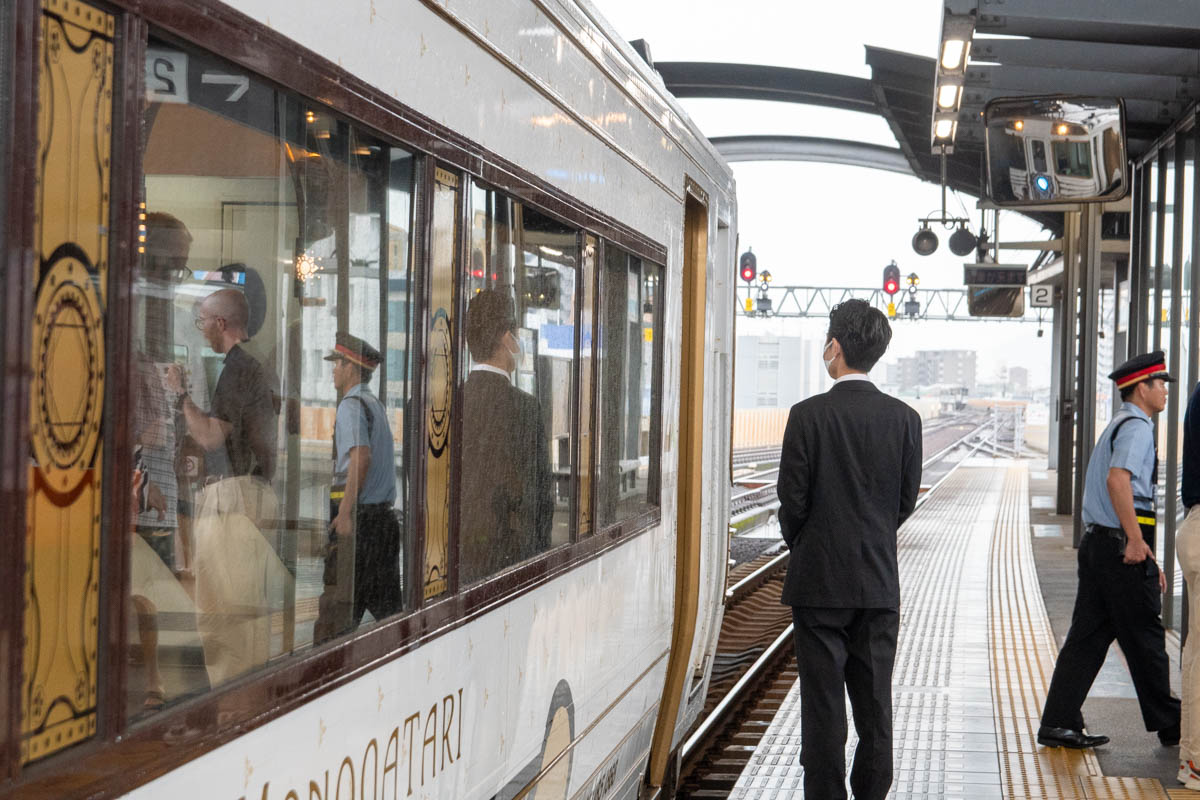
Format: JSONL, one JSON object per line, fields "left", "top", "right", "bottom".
{"left": 313, "top": 332, "right": 401, "bottom": 644}
{"left": 1038, "top": 351, "right": 1181, "bottom": 750}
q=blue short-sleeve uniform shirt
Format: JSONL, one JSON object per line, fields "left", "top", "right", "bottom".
{"left": 334, "top": 383, "right": 396, "bottom": 505}
{"left": 1081, "top": 402, "right": 1156, "bottom": 527}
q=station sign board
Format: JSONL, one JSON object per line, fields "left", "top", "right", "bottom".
{"left": 964, "top": 264, "right": 1027, "bottom": 317}
{"left": 963, "top": 264, "right": 1027, "bottom": 287}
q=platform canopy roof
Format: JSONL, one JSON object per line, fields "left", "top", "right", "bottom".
{"left": 903, "top": 1, "right": 1200, "bottom": 208}
{"left": 653, "top": 2, "right": 1200, "bottom": 234}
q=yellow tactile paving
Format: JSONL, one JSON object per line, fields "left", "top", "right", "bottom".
{"left": 730, "top": 463, "right": 1176, "bottom": 798}
{"left": 989, "top": 464, "right": 1168, "bottom": 800}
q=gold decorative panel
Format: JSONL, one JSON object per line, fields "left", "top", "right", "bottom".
{"left": 423, "top": 171, "right": 458, "bottom": 599}
{"left": 23, "top": 0, "right": 113, "bottom": 764}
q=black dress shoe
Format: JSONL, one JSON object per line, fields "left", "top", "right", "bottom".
{"left": 1037, "top": 726, "right": 1110, "bottom": 749}
{"left": 1159, "top": 722, "right": 1181, "bottom": 746}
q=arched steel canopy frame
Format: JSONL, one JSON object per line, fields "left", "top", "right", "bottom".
{"left": 656, "top": 57, "right": 1064, "bottom": 233}
{"left": 710, "top": 135, "right": 912, "bottom": 174}
{"left": 655, "top": 62, "right": 877, "bottom": 114}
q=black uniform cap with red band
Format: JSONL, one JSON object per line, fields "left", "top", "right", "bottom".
{"left": 323, "top": 331, "right": 382, "bottom": 371}
{"left": 1109, "top": 350, "right": 1174, "bottom": 390}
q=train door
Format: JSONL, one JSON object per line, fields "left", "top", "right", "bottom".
{"left": 646, "top": 186, "right": 708, "bottom": 793}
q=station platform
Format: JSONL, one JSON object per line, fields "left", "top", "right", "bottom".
{"left": 730, "top": 460, "right": 1196, "bottom": 800}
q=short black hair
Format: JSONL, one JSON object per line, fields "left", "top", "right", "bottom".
{"left": 466, "top": 288, "right": 517, "bottom": 362}
{"left": 827, "top": 299, "right": 891, "bottom": 372}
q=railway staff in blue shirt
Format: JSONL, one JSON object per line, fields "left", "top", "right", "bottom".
{"left": 313, "top": 332, "right": 401, "bottom": 643}
{"left": 1038, "top": 351, "right": 1181, "bottom": 750}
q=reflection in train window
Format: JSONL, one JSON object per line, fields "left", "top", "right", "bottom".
{"left": 596, "top": 248, "right": 663, "bottom": 528}
{"left": 129, "top": 37, "right": 413, "bottom": 718}
{"left": 1053, "top": 140, "right": 1092, "bottom": 178}
{"left": 459, "top": 185, "right": 577, "bottom": 583}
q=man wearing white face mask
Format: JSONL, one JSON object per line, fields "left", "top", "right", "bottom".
{"left": 459, "top": 288, "right": 554, "bottom": 583}
{"left": 777, "top": 298, "right": 923, "bottom": 800}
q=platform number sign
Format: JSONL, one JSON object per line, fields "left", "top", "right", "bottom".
{"left": 145, "top": 48, "right": 189, "bottom": 104}
{"left": 1030, "top": 284, "right": 1053, "bottom": 308}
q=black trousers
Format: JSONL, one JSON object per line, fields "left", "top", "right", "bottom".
{"left": 313, "top": 500, "right": 402, "bottom": 644}
{"left": 1041, "top": 529, "right": 1180, "bottom": 732}
{"left": 792, "top": 606, "right": 899, "bottom": 800}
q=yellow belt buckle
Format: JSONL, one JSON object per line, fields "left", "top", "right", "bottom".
{"left": 330, "top": 490, "right": 345, "bottom": 501}
{"left": 1136, "top": 515, "right": 1156, "bottom": 526}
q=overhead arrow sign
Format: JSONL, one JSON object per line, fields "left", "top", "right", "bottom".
{"left": 201, "top": 72, "right": 250, "bottom": 102}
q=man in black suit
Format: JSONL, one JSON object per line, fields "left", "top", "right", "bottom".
{"left": 459, "top": 288, "right": 554, "bottom": 583}
{"left": 777, "top": 298, "right": 923, "bottom": 800}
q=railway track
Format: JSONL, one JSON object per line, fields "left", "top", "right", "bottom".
{"left": 677, "top": 552, "right": 794, "bottom": 798}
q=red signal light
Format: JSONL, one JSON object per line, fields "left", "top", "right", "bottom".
{"left": 739, "top": 250, "right": 757, "bottom": 283}
{"left": 882, "top": 261, "right": 901, "bottom": 296}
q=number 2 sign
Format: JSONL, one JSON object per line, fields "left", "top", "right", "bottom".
{"left": 145, "top": 49, "right": 188, "bottom": 104}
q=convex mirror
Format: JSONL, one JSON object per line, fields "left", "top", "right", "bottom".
{"left": 984, "top": 96, "right": 1127, "bottom": 206}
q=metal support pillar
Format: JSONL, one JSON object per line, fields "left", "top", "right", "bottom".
{"left": 1048, "top": 301, "right": 1062, "bottom": 470}
{"left": 1163, "top": 143, "right": 1187, "bottom": 629}
{"left": 1112, "top": 258, "right": 1129, "bottom": 419}
{"left": 1072, "top": 207, "right": 1101, "bottom": 548}
{"left": 1057, "top": 213, "right": 1079, "bottom": 522}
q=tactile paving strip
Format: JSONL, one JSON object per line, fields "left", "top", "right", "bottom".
{"left": 988, "top": 465, "right": 1167, "bottom": 800}
{"left": 730, "top": 463, "right": 1173, "bottom": 799}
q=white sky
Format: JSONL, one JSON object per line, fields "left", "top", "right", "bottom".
{"left": 595, "top": 0, "right": 1055, "bottom": 387}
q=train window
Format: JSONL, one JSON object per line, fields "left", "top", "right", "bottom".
{"left": 459, "top": 184, "right": 577, "bottom": 583}
{"left": 129, "top": 37, "right": 414, "bottom": 716}
{"left": 596, "top": 248, "right": 663, "bottom": 528}
{"left": 1052, "top": 141, "right": 1092, "bottom": 179}
{"left": 1031, "top": 139, "right": 1048, "bottom": 173}
{"left": 1004, "top": 132, "right": 1027, "bottom": 172}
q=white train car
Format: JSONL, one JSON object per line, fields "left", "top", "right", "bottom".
{"left": 0, "top": 0, "right": 735, "bottom": 797}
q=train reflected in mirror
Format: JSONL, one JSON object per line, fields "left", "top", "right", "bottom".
{"left": 984, "top": 96, "right": 1127, "bottom": 206}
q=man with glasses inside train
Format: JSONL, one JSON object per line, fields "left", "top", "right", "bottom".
{"left": 165, "top": 287, "right": 282, "bottom": 686}
{"left": 1038, "top": 351, "right": 1181, "bottom": 750}
{"left": 776, "top": 298, "right": 922, "bottom": 800}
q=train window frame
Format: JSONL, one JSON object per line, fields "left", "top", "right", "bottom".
{"left": 127, "top": 26, "right": 426, "bottom": 716}
{"left": 593, "top": 244, "right": 667, "bottom": 536}
{"left": 2, "top": 0, "right": 37, "bottom": 782}
{"left": 2, "top": 0, "right": 669, "bottom": 792}
{"left": 455, "top": 178, "right": 583, "bottom": 588}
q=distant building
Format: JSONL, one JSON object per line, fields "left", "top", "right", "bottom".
{"left": 1009, "top": 366, "right": 1029, "bottom": 393}
{"left": 892, "top": 349, "right": 977, "bottom": 393}
{"left": 735, "top": 335, "right": 832, "bottom": 409}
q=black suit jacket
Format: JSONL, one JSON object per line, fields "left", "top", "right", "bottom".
{"left": 776, "top": 380, "right": 922, "bottom": 608}
{"left": 459, "top": 370, "right": 554, "bottom": 582}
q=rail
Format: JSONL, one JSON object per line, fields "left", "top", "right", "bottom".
{"left": 725, "top": 551, "right": 789, "bottom": 604}
{"left": 680, "top": 624, "right": 795, "bottom": 765}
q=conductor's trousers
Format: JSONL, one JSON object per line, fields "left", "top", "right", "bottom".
{"left": 1041, "top": 525, "right": 1180, "bottom": 733}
